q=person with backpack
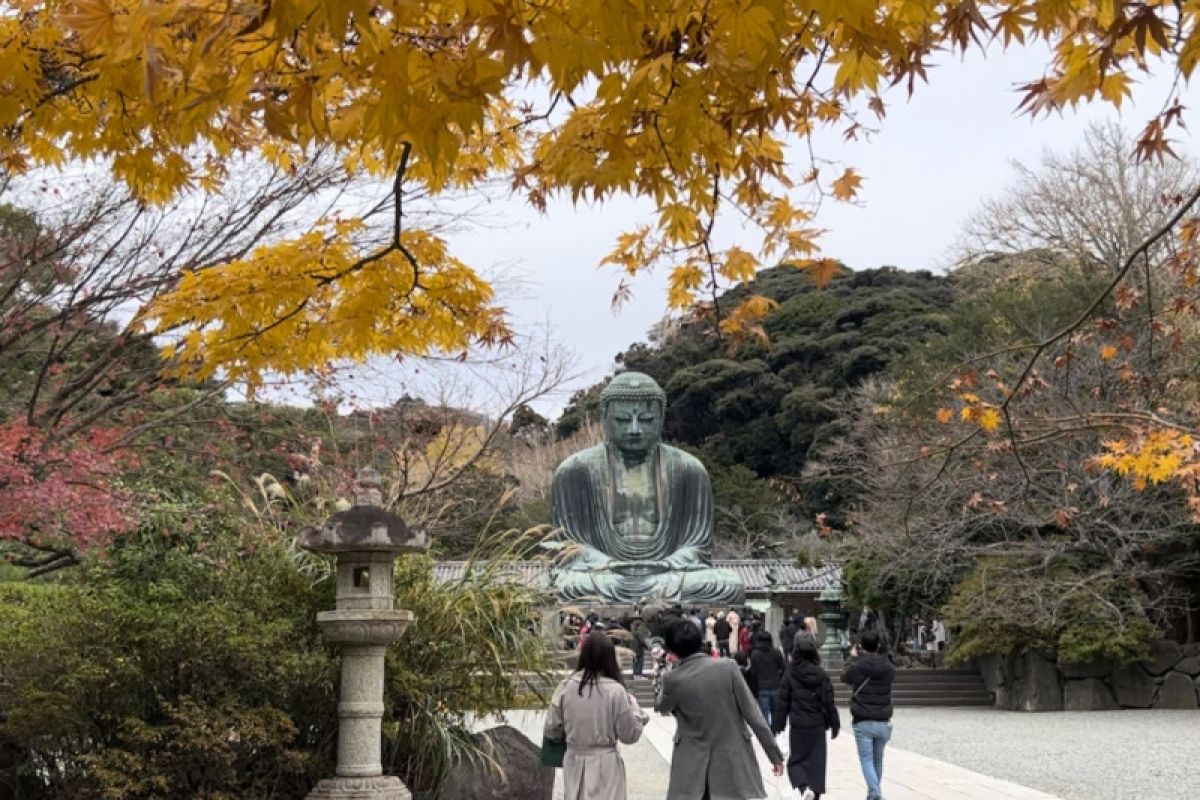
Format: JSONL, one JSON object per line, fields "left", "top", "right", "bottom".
{"left": 840, "top": 629, "right": 896, "bottom": 800}
{"left": 748, "top": 630, "right": 786, "bottom": 727}
{"left": 772, "top": 634, "right": 839, "bottom": 800}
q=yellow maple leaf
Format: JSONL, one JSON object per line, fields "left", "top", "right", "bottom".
{"left": 979, "top": 407, "right": 1002, "bottom": 432}
{"left": 831, "top": 168, "right": 863, "bottom": 201}
{"left": 64, "top": 0, "right": 119, "bottom": 49}
{"left": 719, "top": 247, "right": 759, "bottom": 283}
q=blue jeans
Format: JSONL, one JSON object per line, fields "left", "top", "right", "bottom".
{"left": 757, "top": 689, "right": 778, "bottom": 727}
{"left": 852, "top": 720, "right": 892, "bottom": 799}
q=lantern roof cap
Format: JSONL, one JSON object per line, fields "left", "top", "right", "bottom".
{"left": 300, "top": 468, "right": 427, "bottom": 554}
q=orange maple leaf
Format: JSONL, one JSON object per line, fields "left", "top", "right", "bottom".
{"left": 798, "top": 258, "right": 842, "bottom": 287}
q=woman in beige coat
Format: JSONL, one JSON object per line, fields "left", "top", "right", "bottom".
{"left": 544, "top": 631, "right": 645, "bottom": 800}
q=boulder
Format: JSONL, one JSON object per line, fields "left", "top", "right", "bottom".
{"left": 438, "top": 725, "right": 554, "bottom": 800}
{"left": 1182, "top": 642, "right": 1200, "bottom": 658}
{"left": 976, "top": 653, "right": 1006, "bottom": 694}
{"left": 1059, "top": 659, "right": 1113, "bottom": 680}
{"left": 1112, "top": 663, "right": 1157, "bottom": 708}
{"left": 1063, "top": 678, "right": 1119, "bottom": 711}
{"left": 1140, "top": 639, "right": 1183, "bottom": 676}
{"left": 1174, "top": 656, "right": 1200, "bottom": 677}
{"left": 1007, "top": 651, "right": 1063, "bottom": 712}
{"left": 1154, "top": 672, "right": 1199, "bottom": 710}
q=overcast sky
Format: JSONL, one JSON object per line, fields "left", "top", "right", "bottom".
{"left": 297, "top": 43, "right": 1190, "bottom": 419}
{"left": 296, "top": 44, "right": 1197, "bottom": 418}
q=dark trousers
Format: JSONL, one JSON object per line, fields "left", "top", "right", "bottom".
{"left": 632, "top": 652, "right": 644, "bottom": 676}
{"left": 718, "top": 641, "right": 730, "bottom": 657}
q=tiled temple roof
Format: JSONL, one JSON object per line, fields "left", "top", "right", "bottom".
{"left": 431, "top": 559, "right": 840, "bottom": 593}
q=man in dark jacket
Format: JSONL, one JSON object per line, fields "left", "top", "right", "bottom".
{"left": 712, "top": 613, "right": 733, "bottom": 657}
{"left": 840, "top": 629, "right": 895, "bottom": 800}
{"left": 748, "top": 630, "right": 786, "bottom": 727}
{"left": 778, "top": 615, "right": 798, "bottom": 661}
{"left": 631, "top": 620, "right": 651, "bottom": 678}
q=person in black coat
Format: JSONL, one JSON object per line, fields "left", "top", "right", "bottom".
{"left": 734, "top": 650, "right": 758, "bottom": 696}
{"left": 840, "top": 629, "right": 896, "bottom": 800}
{"left": 778, "top": 614, "right": 799, "bottom": 661}
{"left": 712, "top": 614, "right": 732, "bottom": 657}
{"left": 771, "top": 634, "right": 839, "bottom": 800}
{"left": 748, "top": 630, "right": 786, "bottom": 727}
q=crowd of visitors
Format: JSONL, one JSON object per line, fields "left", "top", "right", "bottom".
{"left": 545, "top": 606, "right": 899, "bottom": 800}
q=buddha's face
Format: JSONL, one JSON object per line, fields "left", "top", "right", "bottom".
{"left": 603, "top": 399, "right": 663, "bottom": 456}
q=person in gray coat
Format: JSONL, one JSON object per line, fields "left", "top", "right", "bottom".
{"left": 655, "top": 619, "right": 784, "bottom": 799}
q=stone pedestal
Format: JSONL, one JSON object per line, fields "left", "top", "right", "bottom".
{"left": 307, "top": 776, "right": 410, "bottom": 800}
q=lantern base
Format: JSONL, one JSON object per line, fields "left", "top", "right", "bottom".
{"left": 306, "top": 776, "right": 411, "bottom": 800}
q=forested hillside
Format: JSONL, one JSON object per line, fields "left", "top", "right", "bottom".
{"left": 556, "top": 264, "right": 955, "bottom": 538}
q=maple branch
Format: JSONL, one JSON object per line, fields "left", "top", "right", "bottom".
{"left": 224, "top": 148, "right": 427, "bottom": 350}
{"left": 7, "top": 542, "right": 79, "bottom": 577}
{"left": 703, "top": 170, "right": 723, "bottom": 336}
{"left": 107, "top": 381, "right": 234, "bottom": 450}
{"left": 999, "top": 181, "right": 1200, "bottom": 413}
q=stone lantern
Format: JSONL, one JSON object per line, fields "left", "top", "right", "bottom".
{"left": 300, "top": 467, "right": 428, "bottom": 800}
{"left": 817, "top": 586, "right": 845, "bottom": 671}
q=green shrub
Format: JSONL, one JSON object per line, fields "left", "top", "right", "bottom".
{"left": 943, "top": 558, "right": 1156, "bottom": 666}
{"left": 0, "top": 523, "right": 336, "bottom": 799}
{"left": 0, "top": 492, "right": 553, "bottom": 799}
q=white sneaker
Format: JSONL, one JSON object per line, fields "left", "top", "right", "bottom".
{"left": 800, "top": 789, "right": 815, "bottom": 800}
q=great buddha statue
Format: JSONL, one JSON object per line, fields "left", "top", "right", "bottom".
{"left": 548, "top": 372, "right": 744, "bottom": 605}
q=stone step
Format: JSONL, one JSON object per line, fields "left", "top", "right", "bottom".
{"left": 835, "top": 687, "right": 993, "bottom": 697}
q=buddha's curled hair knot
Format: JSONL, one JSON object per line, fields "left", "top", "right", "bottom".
{"left": 600, "top": 371, "right": 666, "bottom": 411}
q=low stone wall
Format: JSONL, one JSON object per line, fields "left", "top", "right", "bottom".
{"left": 976, "top": 640, "right": 1200, "bottom": 712}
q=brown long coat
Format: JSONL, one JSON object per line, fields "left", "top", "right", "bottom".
{"left": 544, "top": 674, "right": 645, "bottom": 800}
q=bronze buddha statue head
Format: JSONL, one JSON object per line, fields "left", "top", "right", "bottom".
{"left": 600, "top": 372, "right": 666, "bottom": 461}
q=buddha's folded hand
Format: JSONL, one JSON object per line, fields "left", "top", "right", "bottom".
{"left": 608, "top": 560, "right": 670, "bottom": 576}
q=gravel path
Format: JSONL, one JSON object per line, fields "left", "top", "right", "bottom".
{"left": 886, "top": 707, "right": 1200, "bottom": 800}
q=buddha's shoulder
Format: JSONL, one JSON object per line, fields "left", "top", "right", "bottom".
{"left": 659, "top": 444, "right": 707, "bottom": 473}
{"left": 553, "top": 444, "right": 606, "bottom": 476}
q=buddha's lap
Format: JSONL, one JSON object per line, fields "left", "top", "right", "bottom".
{"left": 555, "top": 565, "right": 741, "bottom": 602}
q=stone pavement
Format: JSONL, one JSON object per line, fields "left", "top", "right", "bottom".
{"left": 499, "top": 710, "right": 1062, "bottom": 800}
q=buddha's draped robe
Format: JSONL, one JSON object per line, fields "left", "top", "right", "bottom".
{"left": 550, "top": 443, "right": 743, "bottom": 604}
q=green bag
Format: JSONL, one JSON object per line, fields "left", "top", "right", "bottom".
{"left": 539, "top": 736, "right": 566, "bottom": 768}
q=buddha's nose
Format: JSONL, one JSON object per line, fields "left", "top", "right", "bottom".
{"left": 629, "top": 418, "right": 642, "bottom": 434}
